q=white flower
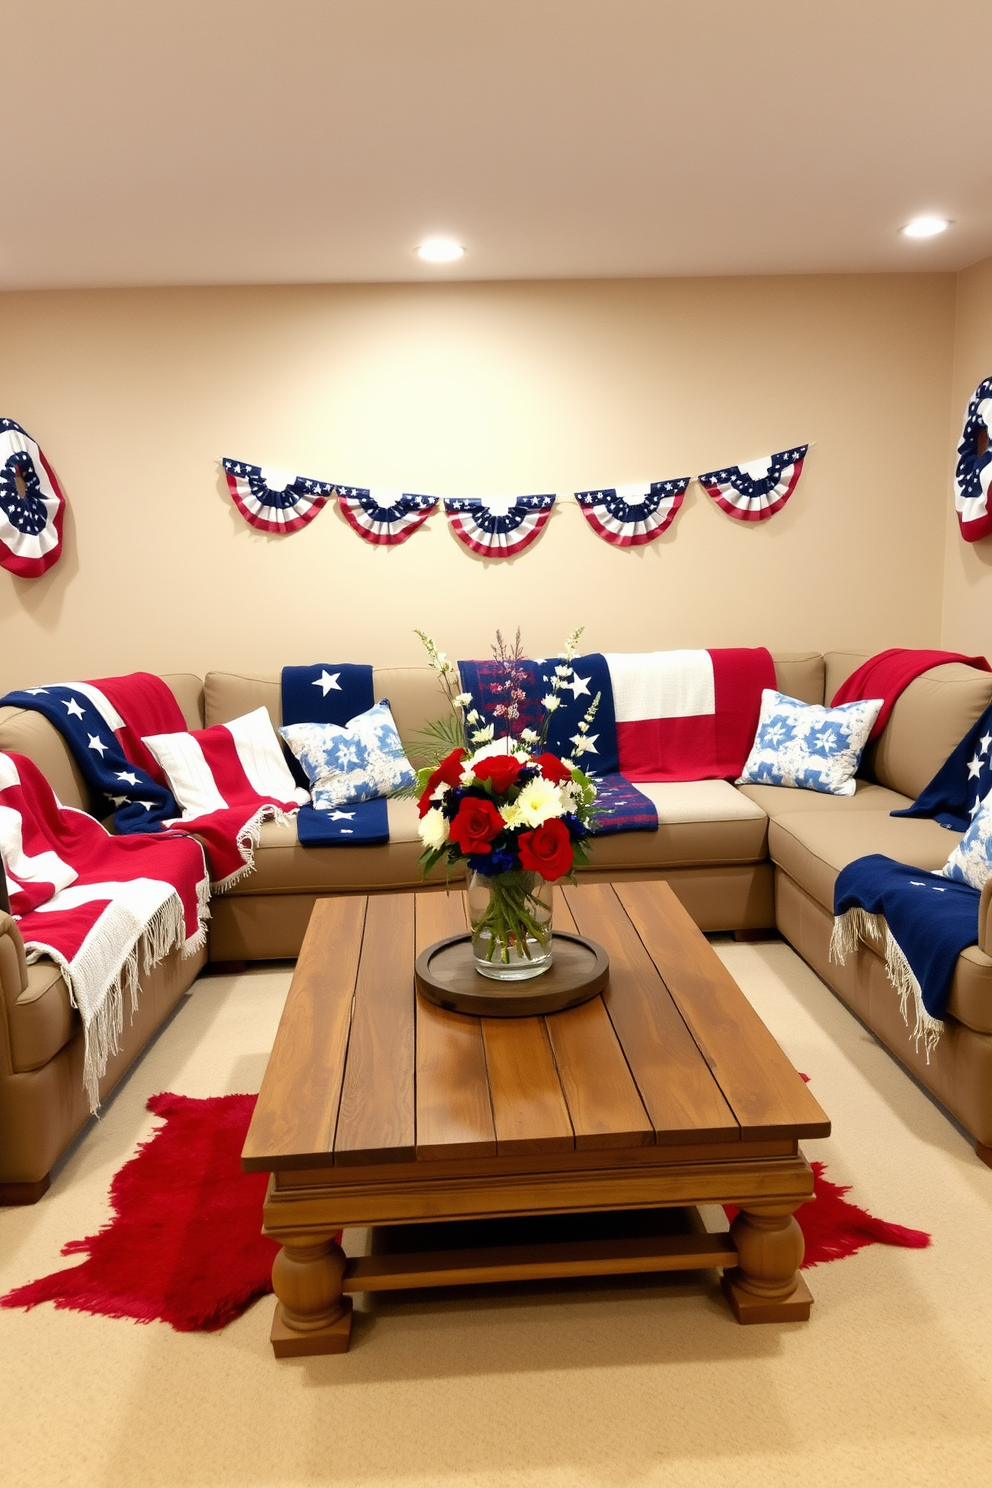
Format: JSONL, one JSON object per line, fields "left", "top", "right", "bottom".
{"left": 554, "top": 665, "right": 571, "bottom": 678}
{"left": 499, "top": 801, "right": 524, "bottom": 829}
{"left": 419, "top": 808, "right": 449, "bottom": 851}
{"left": 465, "top": 737, "right": 529, "bottom": 769}
{"left": 520, "top": 727, "right": 539, "bottom": 744}
{"left": 542, "top": 694, "right": 561, "bottom": 712}
{"left": 467, "top": 709, "right": 481, "bottom": 724}
{"left": 454, "top": 692, "right": 473, "bottom": 707}
{"left": 570, "top": 734, "right": 597, "bottom": 756}
{"left": 515, "top": 776, "right": 563, "bottom": 827}
{"left": 471, "top": 724, "right": 495, "bottom": 744}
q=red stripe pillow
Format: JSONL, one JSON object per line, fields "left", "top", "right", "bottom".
{"left": 142, "top": 707, "right": 308, "bottom": 819}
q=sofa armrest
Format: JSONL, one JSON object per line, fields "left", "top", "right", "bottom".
{"left": 979, "top": 881, "right": 992, "bottom": 956}
{"left": 0, "top": 912, "right": 28, "bottom": 1064}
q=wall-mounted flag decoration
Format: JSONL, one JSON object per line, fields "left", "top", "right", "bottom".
{"left": 335, "top": 487, "right": 438, "bottom": 546}
{"left": 954, "top": 377, "right": 992, "bottom": 543}
{"left": 0, "top": 418, "right": 66, "bottom": 577}
{"left": 222, "top": 458, "right": 333, "bottom": 533}
{"left": 573, "top": 478, "right": 691, "bottom": 547}
{"left": 697, "top": 444, "right": 808, "bottom": 522}
{"left": 443, "top": 494, "right": 556, "bottom": 556}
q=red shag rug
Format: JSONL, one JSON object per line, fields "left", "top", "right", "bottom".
{"left": 1, "top": 1093, "right": 275, "bottom": 1331}
{"left": 2, "top": 1087, "right": 931, "bottom": 1331}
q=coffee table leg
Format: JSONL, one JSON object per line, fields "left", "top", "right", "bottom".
{"left": 269, "top": 1231, "right": 353, "bottom": 1357}
{"left": 721, "top": 1201, "right": 813, "bottom": 1324}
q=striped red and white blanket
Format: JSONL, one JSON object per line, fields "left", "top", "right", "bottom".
{"left": 0, "top": 751, "right": 209, "bottom": 1110}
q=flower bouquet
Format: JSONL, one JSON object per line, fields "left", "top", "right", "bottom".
{"left": 414, "top": 628, "right": 600, "bottom": 980}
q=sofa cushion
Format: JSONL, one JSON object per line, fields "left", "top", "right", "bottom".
{"left": 737, "top": 779, "right": 911, "bottom": 821}
{"left": 769, "top": 809, "right": 961, "bottom": 914}
{"left": 771, "top": 652, "right": 825, "bottom": 705}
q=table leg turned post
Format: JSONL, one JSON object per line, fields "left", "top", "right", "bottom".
{"left": 721, "top": 1201, "right": 813, "bottom": 1324}
{"left": 269, "top": 1232, "right": 353, "bottom": 1357}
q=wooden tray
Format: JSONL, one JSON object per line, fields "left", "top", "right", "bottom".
{"left": 415, "top": 932, "right": 609, "bottom": 1017}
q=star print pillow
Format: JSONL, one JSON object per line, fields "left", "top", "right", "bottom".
{"left": 279, "top": 700, "right": 415, "bottom": 809}
{"left": 736, "top": 689, "right": 882, "bottom": 796}
{"left": 940, "top": 788, "right": 992, "bottom": 888}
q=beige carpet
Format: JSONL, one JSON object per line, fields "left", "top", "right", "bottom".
{"left": 2, "top": 942, "right": 991, "bottom": 1488}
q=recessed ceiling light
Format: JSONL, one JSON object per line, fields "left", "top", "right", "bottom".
{"left": 417, "top": 238, "right": 464, "bottom": 263}
{"left": 902, "top": 216, "right": 950, "bottom": 239}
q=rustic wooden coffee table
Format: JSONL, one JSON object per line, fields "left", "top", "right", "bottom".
{"left": 242, "top": 881, "right": 829, "bottom": 1357}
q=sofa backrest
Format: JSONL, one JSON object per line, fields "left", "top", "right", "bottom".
{"left": 203, "top": 667, "right": 452, "bottom": 745}
{"left": 0, "top": 674, "right": 204, "bottom": 815}
{"left": 821, "top": 650, "right": 992, "bottom": 799}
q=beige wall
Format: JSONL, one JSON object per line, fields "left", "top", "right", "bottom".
{"left": 0, "top": 274, "right": 954, "bottom": 691}
{"left": 941, "top": 255, "right": 992, "bottom": 655}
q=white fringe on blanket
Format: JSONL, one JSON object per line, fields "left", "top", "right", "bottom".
{"left": 830, "top": 908, "right": 944, "bottom": 1061}
{"left": 212, "top": 805, "right": 294, "bottom": 894}
{"left": 24, "top": 879, "right": 211, "bottom": 1113}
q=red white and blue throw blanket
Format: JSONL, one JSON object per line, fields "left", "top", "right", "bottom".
{"left": 893, "top": 697, "right": 992, "bottom": 831}
{"left": 281, "top": 665, "right": 390, "bottom": 845}
{"left": 831, "top": 854, "right": 979, "bottom": 1058}
{"left": 1, "top": 751, "right": 208, "bottom": 1110}
{"left": 457, "top": 652, "right": 657, "bottom": 833}
{"left": 0, "top": 675, "right": 295, "bottom": 889}
{"left": 604, "top": 647, "right": 775, "bottom": 782}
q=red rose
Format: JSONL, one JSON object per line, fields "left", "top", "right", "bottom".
{"left": 472, "top": 755, "right": 523, "bottom": 793}
{"left": 517, "top": 818, "right": 574, "bottom": 881}
{"left": 418, "top": 748, "right": 466, "bottom": 817}
{"left": 535, "top": 752, "right": 572, "bottom": 785}
{"left": 448, "top": 797, "right": 505, "bottom": 854}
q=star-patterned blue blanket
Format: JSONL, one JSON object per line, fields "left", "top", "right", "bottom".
{"left": 280, "top": 665, "right": 389, "bottom": 845}
{"left": 456, "top": 652, "right": 658, "bottom": 834}
{"left": 833, "top": 854, "right": 980, "bottom": 1033}
{"left": 892, "top": 699, "right": 992, "bottom": 831}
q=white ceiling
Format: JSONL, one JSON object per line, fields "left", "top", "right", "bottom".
{"left": 5, "top": 0, "right": 990, "bottom": 290}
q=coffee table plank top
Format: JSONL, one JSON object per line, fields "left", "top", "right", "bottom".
{"left": 545, "top": 894, "right": 654, "bottom": 1150}
{"left": 562, "top": 884, "right": 740, "bottom": 1143}
{"left": 334, "top": 895, "right": 417, "bottom": 1164}
{"left": 414, "top": 892, "right": 497, "bottom": 1160}
{"left": 244, "top": 882, "right": 829, "bottom": 1173}
{"left": 615, "top": 882, "right": 830, "bottom": 1141}
{"left": 242, "top": 895, "right": 366, "bottom": 1167}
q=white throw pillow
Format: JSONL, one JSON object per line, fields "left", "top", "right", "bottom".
{"left": 143, "top": 705, "right": 308, "bottom": 817}
{"left": 736, "top": 689, "right": 882, "bottom": 797}
{"left": 279, "top": 700, "right": 415, "bottom": 809}
{"left": 941, "top": 787, "right": 992, "bottom": 888}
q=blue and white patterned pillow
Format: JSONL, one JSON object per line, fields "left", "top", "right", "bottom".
{"left": 736, "top": 689, "right": 883, "bottom": 796}
{"left": 941, "top": 788, "right": 992, "bottom": 888}
{"left": 279, "top": 700, "right": 415, "bottom": 809}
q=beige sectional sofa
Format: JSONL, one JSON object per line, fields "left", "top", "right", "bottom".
{"left": 3, "top": 648, "right": 992, "bottom": 1203}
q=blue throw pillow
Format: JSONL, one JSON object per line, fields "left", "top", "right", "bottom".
{"left": 279, "top": 700, "right": 415, "bottom": 809}
{"left": 736, "top": 689, "right": 882, "bottom": 796}
{"left": 941, "top": 790, "right": 992, "bottom": 888}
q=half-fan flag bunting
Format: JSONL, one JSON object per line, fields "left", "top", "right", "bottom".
{"left": 574, "top": 478, "right": 690, "bottom": 547}
{"left": 0, "top": 418, "right": 66, "bottom": 577}
{"left": 334, "top": 486, "right": 438, "bottom": 546}
{"left": 222, "top": 459, "right": 334, "bottom": 534}
{"left": 954, "top": 376, "right": 992, "bottom": 543}
{"left": 444, "top": 494, "right": 555, "bottom": 557}
{"left": 697, "top": 444, "right": 808, "bottom": 522}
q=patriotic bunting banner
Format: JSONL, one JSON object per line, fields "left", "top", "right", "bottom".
{"left": 444, "top": 494, "right": 556, "bottom": 557}
{"left": 222, "top": 458, "right": 333, "bottom": 534}
{"left": 954, "top": 377, "right": 992, "bottom": 543}
{"left": 697, "top": 444, "right": 808, "bottom": 523}
{"left": 0, "top": 418, "right": 66, "bottom": 578}
{"left": 334, "top": 486, "right": 438, "bottom": 546}
{"left": 573, "top": 478, "right": 690, "bottom": 547}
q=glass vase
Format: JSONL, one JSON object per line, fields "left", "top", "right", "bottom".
{"left": 467, "top": 868, "right": 554, "bottom": 980}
